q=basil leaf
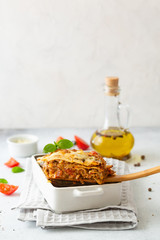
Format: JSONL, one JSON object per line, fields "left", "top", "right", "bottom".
{"left": 0, "top": 178, "right": 8, "bottom": 183}
{"left": 43, "top": 143, "right": 56, "bottom": 153}
{"left": 57, "top": 139, "right": 73, "bottom": 149}
{"left": 12, "top": 167, "right": 25, "bottom": 173}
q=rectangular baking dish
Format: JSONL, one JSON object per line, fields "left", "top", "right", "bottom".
{"left": 32, "top": 154, "right": 122, "bottom": 213}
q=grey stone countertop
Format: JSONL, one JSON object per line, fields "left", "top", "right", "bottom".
{"left": 0, "top": 127, "right": 160, "bottom": 240}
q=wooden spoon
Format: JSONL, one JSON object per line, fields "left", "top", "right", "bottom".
{"left": 104, "top": 166, "right": 160, "bottom": 183}
{"left": 50, "top": 166, "right": 160, "bottom": 186}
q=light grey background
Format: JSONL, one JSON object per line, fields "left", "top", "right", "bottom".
{"left": 0, "top": 0, "right": 160, "bottom": 128}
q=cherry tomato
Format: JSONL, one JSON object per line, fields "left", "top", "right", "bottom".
{"left": 56, "top": 136, "right": 64, "bottom": 142}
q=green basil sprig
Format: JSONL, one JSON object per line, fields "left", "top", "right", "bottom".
{"left": 43, "top": 139, "right": 73, "bottom": 153}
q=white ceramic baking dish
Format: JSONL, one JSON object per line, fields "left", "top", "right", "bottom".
{"left": 32, "top": 154, "right": 122, "bottom": 213}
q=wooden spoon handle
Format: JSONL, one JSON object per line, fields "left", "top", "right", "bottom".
{"left": 104, "top": 165, "right": 160, "bottom": 183}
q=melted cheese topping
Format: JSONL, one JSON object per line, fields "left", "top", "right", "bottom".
{"left": 37, "top": 149, "right": 102, "bottom": 166}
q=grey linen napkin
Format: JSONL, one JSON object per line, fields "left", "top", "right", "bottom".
{"left": 15, "top": 158, "right": 138, "bottom": 230}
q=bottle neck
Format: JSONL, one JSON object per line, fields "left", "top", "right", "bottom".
{"left": 103, "top": 93, "right": 120, "bottom": 130}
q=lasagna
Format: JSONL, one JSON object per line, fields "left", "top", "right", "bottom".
{"left": 37, "top": 149, "right": 115, "bottom": 186}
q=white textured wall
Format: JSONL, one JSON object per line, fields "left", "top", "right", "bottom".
{"left": 0, "top": 0, "right": 160, "bottom": 128}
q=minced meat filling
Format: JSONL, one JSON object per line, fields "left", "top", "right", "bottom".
{"left": 42, "top": 160, "right": 114, "bottom": 184}
{"left": 37, "top": 149, "right": 115, "bottom": 185}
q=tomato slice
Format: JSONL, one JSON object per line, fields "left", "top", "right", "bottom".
{"left": 74, "top": 135, "right": 89, "bottom": 150}
{"left": 0, "top": 183, "right": 18, "bottom": 195}
{"left": 4, "top": 157, "right": 19, "bottom": 168}
{"left": 56, "top": 136, "right": 64, "bottom": 142}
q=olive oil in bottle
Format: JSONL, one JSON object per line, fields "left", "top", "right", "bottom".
{"left": 90, "top": 77, "right": 134, "bottom": 160}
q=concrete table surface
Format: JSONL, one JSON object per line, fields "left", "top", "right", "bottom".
{"left": 0, "top": 127, "right": 160, "bottom": 240}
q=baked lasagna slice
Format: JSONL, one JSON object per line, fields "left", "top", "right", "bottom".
{"left": 37, "top": 149, "right": 115, "bottom": 185}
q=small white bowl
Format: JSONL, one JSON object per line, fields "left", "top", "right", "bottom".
{"left": 7, "top": 134, "right": 38, "bottom": 157}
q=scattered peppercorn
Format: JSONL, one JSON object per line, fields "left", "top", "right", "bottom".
{"left": 134, "top": 162, "right": 141, "bottom": 167}
{"left": 148, "top": 197, "right": 152, "bottom": 200}
{"left": 141, "top": 155, "right": 145, "bottom": 160}
{"left": 148, "top": 188, "right": 152, "bottom": 192}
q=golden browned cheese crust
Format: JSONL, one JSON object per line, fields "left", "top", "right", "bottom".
{"left": 37, "top": 149, "right": 115, "bottom": 185}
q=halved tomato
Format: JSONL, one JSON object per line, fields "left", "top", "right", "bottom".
{"left": 0, "top": 183, "right": 18, "bottom": 195}
{"left": 56, "top": 136, "right": 64, "bottom": 142}
{"left": 4, "top": 157, "right": 19, "bottom": 168}
{"left": 74, "top": 135, "right": 89, "bottom": 150}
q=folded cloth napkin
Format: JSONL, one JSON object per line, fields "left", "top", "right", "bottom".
{"left": 15, "top": 158, "right": 138, "bottom": 230}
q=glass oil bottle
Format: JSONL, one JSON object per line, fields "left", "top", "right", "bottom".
{"left": 90, "top": 77, "right": 134, "bottom": 160}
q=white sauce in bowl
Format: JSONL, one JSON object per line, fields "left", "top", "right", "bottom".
{"left": 11, "top": 138, "right": 33, "bottom": 144}
{"left": 7, "top": 134, "right": 38, "bottom": 157}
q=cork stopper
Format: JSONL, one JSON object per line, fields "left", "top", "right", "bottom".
{"left": 105, "top": 77, "right": 119, "bottom": 96}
